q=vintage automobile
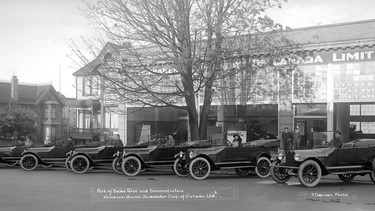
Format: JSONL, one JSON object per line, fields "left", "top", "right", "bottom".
{"left": 66, "top": 145, "right": 134, "bottom": 174}
{"left": 20, "top": 145, "right": 75, "bottom": 171}
{"left": 0, "top": 145, "right": 29, "bottom": 167}
{"left": 176, "top": 139, "right": 279, "bottom": 180}
{"left": 118, "top": 140, "right": 211, "bottom": 177}
{"left": 270, "top": 131, "right": 375, "bottom": 187}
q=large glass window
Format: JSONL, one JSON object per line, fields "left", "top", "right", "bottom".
{"left": 293, "top": 65, "right": 328, "bottom": 103}
{"left": 333, "top": 62, "right": 375, "bottom": 101}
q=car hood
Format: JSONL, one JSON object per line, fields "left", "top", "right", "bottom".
{"left": 292, "top": 147, "right": 336, "bottom": 157}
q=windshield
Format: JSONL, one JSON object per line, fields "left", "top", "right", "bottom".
{"left": 313, "top": 131, "right": 336, "bottom": 149}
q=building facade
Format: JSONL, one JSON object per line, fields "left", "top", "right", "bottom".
{"left": 72, "top": 19, "right": 375, "bottom": 145}
{"left": 0, "top": 76, "right": 66, "bottom": 144}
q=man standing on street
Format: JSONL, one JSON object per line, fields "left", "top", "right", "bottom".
{"left": 282, "top": 127, "right": 294, "bottom": 154}
{"left": 293, "top": 127, "right": 301, "bottom": 150}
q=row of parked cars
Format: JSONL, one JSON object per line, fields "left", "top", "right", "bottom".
{"left": 1, "top": 131, "right": 375, "bottom": 188}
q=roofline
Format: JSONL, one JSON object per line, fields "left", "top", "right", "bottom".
{"left": 287, "top": 18, "right": 375, "bottom": 32}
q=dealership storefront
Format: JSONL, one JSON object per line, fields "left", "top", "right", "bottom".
{"left": 290, "top": 46, "right": 375, "bottom": 142}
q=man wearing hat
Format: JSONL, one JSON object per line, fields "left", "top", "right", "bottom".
{"left": 232, "top": 134, "right": 243, "bottom": 147}
{"left": 282, "top": 127, "right": 294, "bottom": 153}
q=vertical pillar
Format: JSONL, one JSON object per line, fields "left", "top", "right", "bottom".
{"left": 118, "top": 102, "right": 127, "bottom": 145}
{"left": 336, "top": 103, "right": 350, "bottom": 142}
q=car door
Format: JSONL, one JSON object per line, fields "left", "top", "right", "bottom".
{"left": 336, "top": 147, "right": 357, "bottom": 166}
{"left": 222, "top": 147, "right": 252, "bottom": 162}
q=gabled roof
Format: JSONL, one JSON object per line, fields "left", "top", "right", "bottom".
{"left": 73, "top": 42, "right": 125, "bottom": 76}
{"left": 0, "top": 80, "right": 65, "bottom": 106}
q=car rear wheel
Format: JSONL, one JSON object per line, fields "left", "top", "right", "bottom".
{"left": 189, "top": 157, "right": 211, "bottom": 180}
{"left": 112, "top": 157, "right": 123, "bottom": 174}
{"left": 255, "top": 157, "right": 271, "bottom": 178}
{"left": 70, "top": 155, "right": 90, "bottom": 174}
{"left": 298, "top": 160, "right": 322, "bottom": 188}
{"left": 338, "top": 174, "right": 356, "bottom": 183}
{"left": 41, "top": 164, "right": 54, "bottom": 168}
{"left": 173, "top": 158, "right": 189, "bottom": 177}
{"left": 122, "top": 156, "right": 142, "bottom": 176}
{"left": 65, "top": 157, "right": 72, "bottom": 171}
{"left": 20, "top": 154, "right": 38, "bottom": 171}
{"left": 270, "top": 160, "right": 291, "bottom": 183}
{"left": 370, "top": 159, "right": 375, "bottom": 184}
{"left": 5, "top": 162, "right": 18, "bottom": 167}
{"left": 235, "top": 168, "right": 252, "bottom": 176}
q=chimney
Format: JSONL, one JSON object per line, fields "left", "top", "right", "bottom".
{"left": 11, "top": 76, "right": 19, "bottom": 101}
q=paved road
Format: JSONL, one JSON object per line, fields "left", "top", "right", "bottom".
{"left": 0, "top": 166, "right": 374, "bottom": 211}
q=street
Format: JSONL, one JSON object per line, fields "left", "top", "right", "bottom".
{"left": 0, "top": 166, "right": 374, "bottom": 211}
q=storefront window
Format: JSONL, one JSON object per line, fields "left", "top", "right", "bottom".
{"left": 350, "top": 104, "right": 360, "bottom": 115}
{"left": 293, "top": 65, "right": 328, "bottom": 102}
{"left": 333, "top": 61, "right": 375, "bottom": 101}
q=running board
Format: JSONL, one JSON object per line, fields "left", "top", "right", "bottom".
{"left": 330, "top": 170, "right": 373, "bottom": 175}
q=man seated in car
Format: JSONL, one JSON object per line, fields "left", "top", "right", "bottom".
{"left": 330, "top": 131, "right": 343, "bottom": 148}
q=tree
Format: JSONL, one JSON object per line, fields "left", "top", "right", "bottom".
{"left": 0, "top": 106, "right": 37, "bottom": 142}
{"left": 71, "top": 0, "right": 295, "bottom": 141}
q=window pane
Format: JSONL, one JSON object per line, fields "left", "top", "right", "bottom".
{"left": 350, "top": 104, "right": 360, "bottom": 115}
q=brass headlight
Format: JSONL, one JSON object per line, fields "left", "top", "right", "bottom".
{"left": 189, "top": 151, "right": 197, "bottom": 159}
{"left": 294, "top": 153, "right": 301, "bottom": 161}
{"left": 277, "top": 152, "right": 284, "bottom": 160}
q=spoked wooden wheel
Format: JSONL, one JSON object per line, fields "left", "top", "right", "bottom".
{"left": 255, "top": 157, "right": 271, "bottom": 178}
{"left": 70, "top": 155, "right": 90, "bottom": 174}
{"left": 338, "top": 174, "right": 356, "bottom": 183}
{"left": 121, "top": 156, "right": 142, "bottom": 176}
{"left": 235, "top": 168, "right": 252, "bottom": 176}
{"left": 65, "top": 157, "right": 72, "bottom": 171}
{"left": 270, "top": 160, "right": 291, "bottom": 183}
{"left": 298, "top": 160, "right": 322, "bottom": 187}
{"left": 5, "top": 161, "right": 18, "bottom": 167}
{"left": 189, "top": 157, "right": 211, "bottom": 180}
{"left": 20, "top": 154, "right": 38, "bottom": 171}
{"left": 173, "top": 158, "right": 189, "bottom": 177}
{"left": 112, "top": 157, "right": 123, "bottom": 174}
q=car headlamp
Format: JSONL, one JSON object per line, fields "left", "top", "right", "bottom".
{"left": 294, "top": 153, "right": 301, "bottom": 161}
{"left": 189, "top": 151, "right": 197, "bottom": 159}
{"left": 277, "top": 152, "right": 284, "bottom": 160}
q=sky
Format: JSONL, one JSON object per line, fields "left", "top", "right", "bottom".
{"left": 1, "top": 0, "right": 375, "bottom": 98}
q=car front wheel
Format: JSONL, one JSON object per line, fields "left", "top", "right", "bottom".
{"left": 65, "top": 157, "right": 72, "bottom": 171}
{"left": 338, "top": 174, "right": 356, "bottom": 183}
{"left": 189, "top": 157, "right": 211, "bottom": 180}
{"left": 112, "top": 157, "right": 123, "bottom": 175}
{"left": 20, "top": 154, "right": 38, "bottom": 171}
{"left": 298, "top": 160, "right": 322, "bottom": 188}
{"left": 173, "top": 158, "right": 189, "bottom": 177}
{"left": 255, "top": 157, "right": 271, "bottom": 178}
{"left": 235, "top": 168, "right": 252, "bottom": 176}
{"left": 70, "top": 155, "right": 90, "bottom": 174}
{"left": 121, "top": 156, "right": 142, "bottom": 176}
{"left": 270, "top": 160, "right": 291, "bottom": 183}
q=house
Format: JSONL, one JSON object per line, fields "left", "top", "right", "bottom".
{"left": 0, "top": 76, "right": 66, "bottom": 144}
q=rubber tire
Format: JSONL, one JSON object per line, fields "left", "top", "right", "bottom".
{"left": 338, "top": 174, "right": 356, "bottom": 183}
{"left": 255, "top": 157, "right": 271, "bottom": 178}
{"left": 65, "top": 157, "right": 72, "bottom": 171}
{"left": 370, "top": 172, "right": 375, "bottom": 184}
{"left": 5, "top": 162, "right": 18, "bottom": 167}
{"left": 270, "top": 160, "right": 291, "bottom": 183}
{"left": 370, "top": 159, "right": 375, "bottom": 184}
{"left": 189, "top": 157, "right": 211, "bottom": 180}
{"left": 41, "top": 164, "right": 54, "bottom": 168}
{"left": 298, "top": 160, "right": 322, "bottom": 188}
{"left": 20, "top": 154, "right": 38, "bottom": 171}
{"left": 121, "top": 156, "right": 142, "bottom": 177}
{"left": 112, "top": 157, "right": 123, "bottom": 175}
{"left": 235, "top": 168, "right": 252, "bottom": 176}
{"left": 173, "top": 158, "right": 189, "bottom": 177}
{"left": 70, "top": 155, "right": 90, "bottom": 174}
